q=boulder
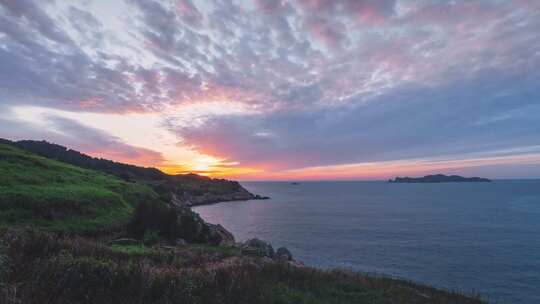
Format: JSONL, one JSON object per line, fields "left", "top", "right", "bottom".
{"left": 275, "top": 247, "right": 293, "bottom": 261}
{"left": 176, "top": 238, "right": 187, "bottom": 246}
{"left": 241, "top": 238, "right": 275, "bottom": 258}
{"left": 207, "top": 224, "right": 235, "bottom": 246}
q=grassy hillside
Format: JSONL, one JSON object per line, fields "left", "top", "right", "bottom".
{"left": 3, "top": 139, "right": 258, "bottom": 205}
{"left": 0, "top": 143, "right": 159, "bottom": 233}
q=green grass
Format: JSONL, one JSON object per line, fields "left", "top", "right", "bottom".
{"left": 256, "top": 266, "right": 477, "bottom": 304}
{"left": 109, "top": 244, "right": 152, "bottom": 255}
{"left": 189, "top": 243, "right": 241, "bottom": 257}
{"left": 0, "top": 144, "right": 160, "bottom": 233}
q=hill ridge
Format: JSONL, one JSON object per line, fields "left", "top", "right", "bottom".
{"left": 0, "top": 138, "right": 261, "bottom": 206}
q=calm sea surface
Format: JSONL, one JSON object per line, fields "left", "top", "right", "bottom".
{"left": 193, "top": 181, "right": 540, "bottom": 303}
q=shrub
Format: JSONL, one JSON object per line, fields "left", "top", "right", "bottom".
{"left": 129, "top": 200, "right": 180, "bottom": 239}
{"left": 129, "top": 201, "right": 214, "bottom": 244}
{"left": 142, "top": 230, "right": 160, "bottom": 246}
{"left": 0, "top": 229, "right": 484, "bottom": 304}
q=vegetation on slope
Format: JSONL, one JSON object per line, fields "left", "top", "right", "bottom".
{"left": 2, "top": 139, "right": 257, "bottom": 205}
{"left": 0, "top": 143, "right": 229, "bottom": 244}
{"left": 0, "top": 229, "right": 483, "bottom": 304}
{"left": 0, "top": 143, "right": 159, "bottom": 233}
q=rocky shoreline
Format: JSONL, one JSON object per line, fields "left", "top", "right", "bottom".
{"left": 176, "top": 190, "right": 270, "bottom": 207}
{"left": 169, "top": 191, "right": 292, "bottom": 263}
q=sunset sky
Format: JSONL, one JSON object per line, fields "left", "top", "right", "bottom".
{"left": 1, "top": 0, "right": 539, "bottom": 180}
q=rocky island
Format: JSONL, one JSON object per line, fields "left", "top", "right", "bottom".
{"left": 389, "top": 174, "right": 491, "bottom": 183}
{"left": 0, "top": 139, "right": 483, "bottom": 303}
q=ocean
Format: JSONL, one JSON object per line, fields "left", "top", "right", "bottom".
{"left": 193, "top": 180, "right": 540, "bottom": 303}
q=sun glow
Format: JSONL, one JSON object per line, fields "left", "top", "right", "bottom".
{"left": 191, "top": 155, "right": 220, "bottom": 173}
{"left": 8, "top": 105, "right": 259, "bottom": 177}
{"left": 8, "top": 104, "right": 540, "bottom": 180}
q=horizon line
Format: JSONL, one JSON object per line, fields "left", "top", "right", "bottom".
{"left": 236, "top": 177, "right": 540, "bottom": 182}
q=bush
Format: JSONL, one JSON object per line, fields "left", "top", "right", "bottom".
{"left": 129, "top": 201, "right": 213, "bottom": 244}
{"left": 142, "top": 230, "right": 160, "bottom": 246}
{"left": 129, "top": 201, "right": 180, "bottom": 239}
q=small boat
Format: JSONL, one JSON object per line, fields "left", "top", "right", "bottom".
{"left": 291, "top": 182, "right": 300, "bottom": 185}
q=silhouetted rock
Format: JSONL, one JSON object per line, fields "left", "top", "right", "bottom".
{"left": 254, "top": 195, "right": 270, "bottom": 200}
{"left": 207, "top": 224, "right": 235, "bottom": 246}
{"left": 241, "top": 238, "right": 275, "bottom": 258}
{"left": 276, "top": 247, "right": 293, "bottom": 261}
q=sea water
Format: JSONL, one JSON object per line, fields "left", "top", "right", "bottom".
{"left": 193, "top": 180, "right": 540, "bottom": 303}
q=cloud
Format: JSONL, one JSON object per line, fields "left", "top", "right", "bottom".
{"left": 0, "top": 0, "right": 71, "bottom": 44}
{"left": 175, "top": 0, "right": 203, "bottom": 27}
{"left": 0, "top": 108, "right": 165, "bottom": 167}
{"left": 302, "top": 15, "right": 348, "bottom": 49}
{"left": 171, "top": 69, "right": 540, "bottom": 171}
{"left": 296, "top": 0, "right": 396, "bottom": 25}
{"left": 0, "top": 0, "right": 539, "bottom": 177}
{"left": 0, "top": 0, "right": 166, "bottom": 113}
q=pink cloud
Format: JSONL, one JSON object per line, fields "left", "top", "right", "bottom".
{"left": 303, "top": 15, "right": 347, "bottom": 48}
{"left": 175, "top": 0, "right": 203, "bottom": 26}
{"left": 85, "top": 145, "right": 165, "bottom": 167}
{"left": 254, "top": 0, "right": 288, "bottom": 14}
{"left": 296, "top": 0, "right": 395, "bottom": 25}
{"left": 342, "top": 0, "right": 395, "bottom": 25}
{"left": 294, "top": 0, "right": 396, "bottom": 47}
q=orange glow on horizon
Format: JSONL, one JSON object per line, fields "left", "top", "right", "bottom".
{"left": 158, "top": 164, "right": 261, "bottom": 177}
{"left": 157, "top": 154, "right": 262, "bottom": 177}
{"left": 198, "top": 152, "right": 540, "bottom": 181}
{"left": 14, "top": 103, "right": 539, "bottom": 181}
{"left": 80, "top": 141, "right": 540, "bottom": 181}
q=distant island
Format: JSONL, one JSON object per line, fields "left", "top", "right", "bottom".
{"left": 389, "top": 174, "right": 491, "bottom": 183}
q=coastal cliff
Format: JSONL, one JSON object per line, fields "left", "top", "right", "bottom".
{"left": 0, "top": 138, "right": 267, "bottom": 206}
{"left": 0, "top": 141, "right": 483, "bottom": 304}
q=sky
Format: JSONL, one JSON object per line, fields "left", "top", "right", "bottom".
{"left": 0, "top": 0, "right": 539, "bottom": 180}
